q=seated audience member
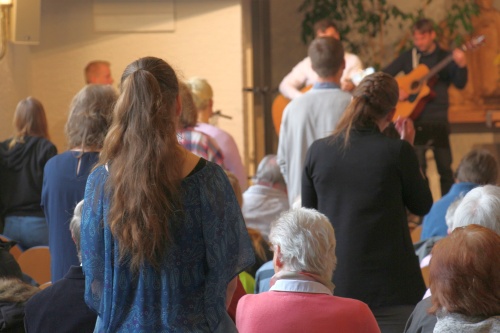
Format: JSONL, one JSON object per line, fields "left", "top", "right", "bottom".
{"left": 236, "top": 208, "right": 380, "bottom": 333}
{"left": 177, "top": 81, "right": 225, "bottom": 166}
{"left": 242, "top": 155, "right": 289, "bottom": 240}
{"left": 430, "top": 225, "right": 500, "bottom": 332}
{"left": 418, "top": 197, "right": 463, "bottom": 267}
{"left": 42, "top": 84, "right": 116, "bottom": 283}
{"left": 24, "top": 201, "right": 97, "bottom": 333}
{"left": 404, "top": 185, "right": 500, "bottom": 333}
{"left": 421, "top": 148, "right": 498, "bottom": 240}
{"left": 0, "top": 242, "right": 39, "bottom": 333}
{"left": 84, "top": 60, "right": 114, "bottom": 85}
{"left": 0, "top": 279, "right": 39, "bottom": 333}
{"left": 186, "top": 77, "right": 247, "bottom": 190}
{"left": 225, "top": 171, "right": 273, "bottom": 279}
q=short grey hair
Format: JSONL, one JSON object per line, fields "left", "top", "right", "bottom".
{"left": 452, "top": 185, "right": 500, "bottom": 234}
{"left": 269, "top": 208, "right": 336, "bottom": 290}
{"left": 70, "top": 200, "right": 84, "bottom": 263}
{"left": 254, "top": 155, "right": 286, "bottom": 188}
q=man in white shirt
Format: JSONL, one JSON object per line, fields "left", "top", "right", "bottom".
{"left": 277, "top": 37, "right": 351, "bottom": 206}
{"left": 279, "top": 19, "right": 362, "bottom": 99}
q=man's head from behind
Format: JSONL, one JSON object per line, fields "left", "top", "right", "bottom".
{"left": 313, "top": 19, "right": 340, "bottom": 39}
{"left": 308, "top": 37, "right": 345, "bottom": 79}
{"left": 85, "top": 61, "right": 114, "bottom": 85}
{"left": 70, "top": 200, "right": 84, "bottom": 263}
{"left": 452, "top": 185, "right": 500, "bottom": 234}
{"left": 456, "top": 148, "right": 498, "bottom": 185}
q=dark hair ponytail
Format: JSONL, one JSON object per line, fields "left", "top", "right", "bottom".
{"left": 332, "top": 72, "right": 399, "bottom": 147}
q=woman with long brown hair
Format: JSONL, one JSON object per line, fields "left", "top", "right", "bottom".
{"left": 80, "top": 57, "right": 254, "bottom": 332}
{"left": 0, "top": 97, "right": 57, "bottom": 250}
{"left": 302, "top": 72, "right": 433, "bottom": 333}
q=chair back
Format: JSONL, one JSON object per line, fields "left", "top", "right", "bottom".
{"left": 17, "top": 246, "right": 51, "bottom": 285}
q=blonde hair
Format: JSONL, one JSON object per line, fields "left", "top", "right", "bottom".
{"left": 185, "top": 77, "right": 213, "bottom": 111}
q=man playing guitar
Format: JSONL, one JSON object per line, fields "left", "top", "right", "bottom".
{"left": 383, "top": 18, "right": 467, "bottom": 196}
{"left": 279, "top": 19, "right": 363, "bottom": 99}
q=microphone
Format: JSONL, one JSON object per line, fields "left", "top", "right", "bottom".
{"left": 212, "top": 110, "right": 232, "bottom": 120}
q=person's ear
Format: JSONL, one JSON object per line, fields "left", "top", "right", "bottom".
{"left": 274, "top": 245, "right": 284, "bottom": 269}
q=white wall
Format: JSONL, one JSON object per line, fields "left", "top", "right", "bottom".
{"left": 0, "top": 0, "right": 245, "bottom": 157}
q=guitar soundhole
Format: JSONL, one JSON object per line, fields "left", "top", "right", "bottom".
{"left": 410, "top": 81, "right": 420, "bottom": 90}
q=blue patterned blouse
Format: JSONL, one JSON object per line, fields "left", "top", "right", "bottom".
{"left": 81, "top": 161, "right": 255, "bottom": 332}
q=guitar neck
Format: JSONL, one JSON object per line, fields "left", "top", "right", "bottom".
{"left": 421, "top": 53, "right": 454, "bottom": 82}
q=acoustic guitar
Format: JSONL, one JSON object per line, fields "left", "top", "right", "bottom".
{"left": 393, "top": 35, "right": 485, "bottom": 120}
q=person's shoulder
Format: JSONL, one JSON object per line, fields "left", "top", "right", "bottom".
{"left": 86, "top": 164, "right": 108, "bottom": 185}
{"left": 344, "top": 52, "right": 361, "bottom": 61}
{"left": 32, "top": 136, "right": 56, "bottom": 149}
{"left": 330, "top": 295, "right": 371, "bottom": 309}
{"left": 311, "top": 135, "right": 335, "bottom": 150}
{"left": 295, "top": 56, "right": 311, "bottom": 68}
{"left": 196, "top": 123, "right": 235, "bottom": 143}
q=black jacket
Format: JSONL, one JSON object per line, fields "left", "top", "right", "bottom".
{"left": 0, "top": 136, "right": 57, "bottom": 217}
{"left": 302, "top": 126, "right": 433, "bottom": 308}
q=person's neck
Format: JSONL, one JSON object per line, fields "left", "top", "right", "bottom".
{"left": 316, "top": 75, "right": 341, "bottom": 85}
{"left": 421, "top": 42, "right": 437, "bottom": 55}
{"left": 197, "top": 110, "right": 210, "bottom": 124}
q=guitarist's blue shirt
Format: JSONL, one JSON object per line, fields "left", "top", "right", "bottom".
{"left": 383, "top": 44, "right": 468, "bottom": 123}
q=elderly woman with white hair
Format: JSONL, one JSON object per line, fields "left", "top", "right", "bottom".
{"left": 236, "top": 208, "right": 380, "bottom": 333}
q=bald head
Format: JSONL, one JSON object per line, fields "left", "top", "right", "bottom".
{"left": 85, "top": 61, "right": 114, "bottom": 85}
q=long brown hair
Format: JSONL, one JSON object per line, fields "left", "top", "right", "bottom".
{"left": 332, "top": 72, "right": 398, "bottom": 148}
{"left": 98, "top": 57, "right": 185, "bottom": 272}
{"left": 9, "top": 97, "right": 49, "bottom": 149}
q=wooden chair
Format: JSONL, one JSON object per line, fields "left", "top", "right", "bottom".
{"left": 17, "top": 246, "right": 51, "bottom": 285}
{"left": 0, "top": 234, "right": 24, "bottom": 260}
{"left": 411, "top": 225, "right": 423, "bottom": 244}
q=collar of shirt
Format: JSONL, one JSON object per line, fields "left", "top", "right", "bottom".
{"left": 312, "top": 81, "right": 340, "bottom": 90}
{"left": 270, "top": 279, "right": 333, "bottom": 295}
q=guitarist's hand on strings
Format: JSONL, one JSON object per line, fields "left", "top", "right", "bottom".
{"left": 452, "top": 49, "right": 467, "bottom": 68}
{"left": 398, "top": 88, "right": 409, "bottom": 102}
{"left": 394, "top": 117, "right": 415, "bottom": 146}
